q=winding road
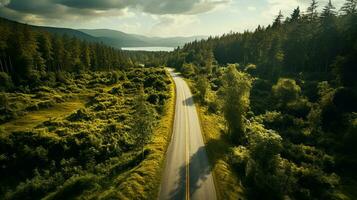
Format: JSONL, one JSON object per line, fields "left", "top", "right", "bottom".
{"left": 159, "top": 68, "right": 217, "bottom": 200}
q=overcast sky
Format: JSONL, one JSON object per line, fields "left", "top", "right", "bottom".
{"left": 0, "top": 0, "right": 346, "bottom": 37}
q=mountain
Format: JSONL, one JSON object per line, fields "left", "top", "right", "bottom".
{"left": 33, "top": 26, "right": 100, "bottom": 43}
{"left": 0, "top": 17, "right": 100, "bottom": 43}
{"left": 79, "top": 29, "right": 207, "bottom": 48}
{"left": 0, "top": 17, "right": 205, "bottom": 50}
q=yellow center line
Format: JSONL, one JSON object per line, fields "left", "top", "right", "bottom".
{"left": 181, "top": 82, "right": 190, "bottom": 200}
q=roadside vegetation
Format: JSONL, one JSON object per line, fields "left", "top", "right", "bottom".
{"left": 169, "top": 1, "right": 357, "bottom": 199}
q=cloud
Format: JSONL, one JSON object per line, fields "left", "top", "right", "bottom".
{"left": 149, "top": 15, "right": 200, "bottom": 36}
{"left": 0, "top": 0, "right": 230, "bottom": 25}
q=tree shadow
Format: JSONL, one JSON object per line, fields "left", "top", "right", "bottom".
{"left": 182, "top": 96, "right": 194, "bottom": 106}
{"left": 168, "top": 138, "right": 229, "bottom": 199}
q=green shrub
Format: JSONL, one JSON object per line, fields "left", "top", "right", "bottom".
{"left": 272, "top": 78, "right": 301, "bottom": 106}
{"left": 109, "top": 85, "right": 123, "bottom": 95}
{"left": 44, "top": 175, "right": 100, "bottom": 200}
{"left": 67, "top": 108, "right": 92, "bottom": 121}
{"left": 0, "top": 72, "right": 13, "bottom": 91}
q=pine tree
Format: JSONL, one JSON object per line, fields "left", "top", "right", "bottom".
{"left": 52, "top": 36, "right": 65, "bottom": 71}
{"left": 321, "top": 0, "right": 336, "bottom": 18}
{"left": 80, "top": 42, "right": 91, "bottom": 71}
{"left": 273, "top": 10, "right": 284, "bottom": 27}
{"left": 340, "top": 0, "right": 357, "bottom": 14}
{"left": 37, "top": 33, "right": 53, "bottom": 72}
{"left": 131, "top": 85, "right": 155, "bottom": 158}
{"left": 290, "top": 7, "right": 301, "bottom": 22}
{"left": 307, "top": 0, "right": 319, "bottom": 21}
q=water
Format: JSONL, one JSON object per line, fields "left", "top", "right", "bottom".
{"left": 121, "top": 47, "right": 175, "bottom": 52}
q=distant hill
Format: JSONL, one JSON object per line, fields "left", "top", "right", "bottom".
{"left": 33, "top": 26, "right": 100, "bottom": 43}
{"left": 0, "top": 17, "right": 206, "bottom": 49}
{"left": 0, "top": 17, "right": 100, "bottom": 43}
{"left": 79, "top": 29, "right": 207, "bottom": 48}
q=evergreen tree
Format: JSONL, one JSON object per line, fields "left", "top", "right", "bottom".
{"left": 307, "top": 0, "right": 319, "bottom": 21}
{"left": 273, "top": 10, "right": 284, "bottom": 27}
{"left": 131, "top": 86, "right": 155, "bottom": 157}
{"left": 80, "top": 42, "right": 91, "bottom": 71}
{"left": 52, "top": 36, "right": 65, "bottom": 71}
{"left": 321, "top": 0, "right": 337, "bottom": 18}
{"left": 37, "top": 33, "right": 53, "bottom": 72}
{"left": 290, "top": 7, "right": 301, "bottom": 22}
{"left": 341, "top": 0, "right": 357, "bottom": 14}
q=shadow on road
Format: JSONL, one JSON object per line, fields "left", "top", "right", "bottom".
{"left": 168, "top": 136, "right": 230, "bottom": 199}
{"left": 182, "top": 97, "right": 194, "bottom": 106}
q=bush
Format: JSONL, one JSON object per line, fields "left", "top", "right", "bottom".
{"left": 44, "top": 175, "right": 99, "bottom": 200}
{"left": 272, "top": 78, "right": 301, "bottom": 106}
{"left": 0, "top": 72, "right": 13, "bottom": 91}
{"left": 230, "top": 146, "right": 249, "bottom": 175}
{"left": 109, "top": 85, "right": 123, "bottom": 95}
{"left": 67, "top": 108, "right": 92, "bottom": 121}
{"left": 286, "top": 98, "right": 312, "bottom": 118}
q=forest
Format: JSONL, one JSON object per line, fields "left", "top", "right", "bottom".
{"left": 167, "top": 0, "right": 357, "bottom": 199}
{"left": 0, "top": 17, "right": 173, "bottom": 199}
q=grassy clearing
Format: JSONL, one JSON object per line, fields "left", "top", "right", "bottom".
{"left": 196, "top": 105, "right": 245, "bottom": 200}
{"left": 1, "top": 99, "right": 85, "bottom": 132}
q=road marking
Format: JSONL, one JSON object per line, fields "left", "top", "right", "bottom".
{"left": 182, "top": 84, "right": 190, "bottom": 200}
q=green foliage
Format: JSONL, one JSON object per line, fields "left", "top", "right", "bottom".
{"left": 181, "top": 63, "right": 196, "bottom": 77}
{"left": 195, "top": 75, "right": 209, "bottom": 103}
{"left": 272, "top": 78, "right": 301, "bottom": 106}
{"left": 169, "top": 4, "right": 357, "bottom": 199}
{"left": 222, "top": 64, "right": 252, "bottom": 143}
{"left": 131, "top": 86, "right": 156, "bottom": 151}
{"left": 0, "top": 68, "right": 171, "bottom": 199}
{"left": 0, "top": 72, "right": 13, "bottom": 91}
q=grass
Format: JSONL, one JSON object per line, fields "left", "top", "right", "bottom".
{"left": 96, "top": 70, "right": 176, "bottom": 199}
{"left": 196, "top": 105, "right": 245, "bottom": 200}
{"left": 1, "top": 98, "right": 85, "bottom": 132}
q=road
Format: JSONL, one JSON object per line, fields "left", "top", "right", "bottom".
{"left": 159, "top": 68, "right": 217, "bottom": 200}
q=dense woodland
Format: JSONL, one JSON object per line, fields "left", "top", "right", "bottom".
{"left": 168, "top": 0, "right": 357, "bottom": 199}
{"left": 0, "top": 17, "right": 168, "bottom": 90}
{"left": 0, "top": 17, "right": 172, "bottom": 199}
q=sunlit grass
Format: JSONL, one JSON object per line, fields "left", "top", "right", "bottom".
{"left": 1, "top": 99, "right": 85, "bottom": 132}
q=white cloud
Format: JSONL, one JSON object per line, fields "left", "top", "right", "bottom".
{"left": 149, "top": 15, "right": 200, "bottom": 36}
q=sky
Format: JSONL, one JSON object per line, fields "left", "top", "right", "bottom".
{"left": 0, "top": 0, "right": 346, "bottom": 37}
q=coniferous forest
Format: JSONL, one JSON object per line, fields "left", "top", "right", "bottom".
{"left": 0, "top": 0, "right": 356, "bottom": 199}
{"left": 167, "top": 1, "right": 357, "bottom": 199}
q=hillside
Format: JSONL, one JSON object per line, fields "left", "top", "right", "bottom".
{"left": 79, "top": 29, "right": 207, "bottom": 48}
{"left": 0, "top": 17, "right": 205, "bottom": 49}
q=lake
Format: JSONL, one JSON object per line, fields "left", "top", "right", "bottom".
{"left": 121, "top": 47, "right": 175, "bottom": 52}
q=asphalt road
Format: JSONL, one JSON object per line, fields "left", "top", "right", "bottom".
{"left": 159, "top": 68, "right": 217, "bottom": 200}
